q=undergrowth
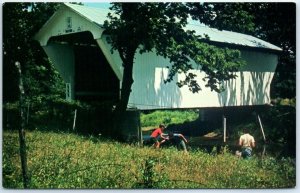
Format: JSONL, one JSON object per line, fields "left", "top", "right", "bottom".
{"left": 2, "top": 130, "right": 295, "bottom": 189}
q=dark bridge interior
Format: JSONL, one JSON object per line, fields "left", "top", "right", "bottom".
{"left": 49, "top": 31, "right": 120, "bottom": 102}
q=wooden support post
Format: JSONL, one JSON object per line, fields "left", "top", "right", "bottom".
{"left": 262, "top": 144, "right": 266, "bottom": 158}
{"left": 223, "top": 116, "right": 227, "bottom": 143}
{"left": 15, "top": 61, "right": 29, "bottom": 188}
{"left": 72, "top": 109, "right": 77, "bottom": 131}
{"left": 138, "top": 110, "right": 143, "bottom": 146}
{"left": 258, "top": 115, "right": 266, "bottom": 143}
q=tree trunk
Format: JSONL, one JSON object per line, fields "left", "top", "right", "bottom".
{"left": 15, "top": 61, "right": 30, "bottom": 188}
{"left": 112, "top": 49, "right": 135, "bottom": 139}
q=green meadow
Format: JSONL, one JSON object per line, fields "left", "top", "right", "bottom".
{"left": 3, "top": 130, "right": 295, "bottom": 189}
{"left": 141, "top": 110, "right": 199, "bottom": 127}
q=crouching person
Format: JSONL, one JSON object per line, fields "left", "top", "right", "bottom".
{"left": 150, "top": 124, "right": 168, "bottom": 148}
{"left": 168, "top": 132, "right": 188, "bottom": 153}
{"left": 238, "top": 128, "right": 255, "bottom": 159}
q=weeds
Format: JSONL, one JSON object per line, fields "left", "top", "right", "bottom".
{"left": 3, "top": 130, "right": 296, "bottom": 189}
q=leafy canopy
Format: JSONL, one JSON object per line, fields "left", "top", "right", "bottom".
{"left": 188, "top": 2, "right": 295, "bottom": 99}
{"left": 104, "top": 3, "right": 245, "bottom": 93}
{"left": 3, "top": 3, "right": 64, "bottom": 103}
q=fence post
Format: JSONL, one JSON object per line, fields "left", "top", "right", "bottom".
{"left": 257, "top": 115, "right": 266, "bottom": 143}
{"left": 15, "top": 61, "right": 30, "bottom": 188}
{"left": 72, "top": 109, "right": 77, "bottom": 131}
{"left": 138, "top": 110, "right": 143, "bottom": 146}
{"left": 223, "top": 116, "right": 227, "bottom": 143}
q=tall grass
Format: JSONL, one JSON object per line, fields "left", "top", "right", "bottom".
{"left": 3, "top": 130, "right": 295, "bottom": 189}
{"left": 141, "top": 110, "right": 199, "bottom": 127}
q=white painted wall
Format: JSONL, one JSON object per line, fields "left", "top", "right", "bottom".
{"left": 126, "top": 49, "right": 277, "bottom": 109}
{"left": 94, "top": 37, "right": 278, "bottom": 109}
{"left": 42, "top": 42, "right": 75, "bottom": 100}
{"left": 219, "top": 51, "right": 277, "bottom": 107}
{"left": 34, "top": 6, "right": 103, "bottom": 46}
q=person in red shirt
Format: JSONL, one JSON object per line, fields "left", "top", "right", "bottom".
{"left": 150, "top": 124, "right": 168, "bottom": 148}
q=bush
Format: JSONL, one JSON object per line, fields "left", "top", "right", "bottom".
{"left": 3, "top": 99, "right": 115, "bottom": 136}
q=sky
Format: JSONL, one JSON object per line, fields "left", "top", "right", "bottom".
{"left": 83, "top": 2, "right": 203, "bottom": 26}
{"left": 84, "top": 2, "right": 112, "bottom": 9}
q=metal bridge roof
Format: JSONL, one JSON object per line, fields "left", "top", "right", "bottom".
{"left": 64, "top": 3, "right": 110, "bottom": 27}
{"left": 64, "top": 3, "right": 282, "bottom": 52}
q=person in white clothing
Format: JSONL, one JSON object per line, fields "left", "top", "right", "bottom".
{"left": 238, "top": 128, "right": 255, "bottom": 159}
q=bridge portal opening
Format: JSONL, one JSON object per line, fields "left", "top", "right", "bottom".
{"left": 49, "top": 31, "right": 120, "bottom": 102}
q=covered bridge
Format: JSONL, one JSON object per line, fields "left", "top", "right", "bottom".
{"left": 34, "top": 3, "right": 282, "bottom": 139}
{"left": 34, "top": 3, "right": 281, "bottom": 109}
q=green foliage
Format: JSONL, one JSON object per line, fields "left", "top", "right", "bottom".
{"left": 140, "top": 157, "right": 157, "bottom": 188}
{"left": 223, "top": 105, "right": 295, "bottom": 147}
{"left": 103, "top": 3, "right": 246, "bottom": 117}
{"left": 188, "top": 3, "right": 296, "bottom": 99}
{"left": 187, "top": 3, "right": 256, "bottom": 34}
{"left": 3, "top": 99, "right": 115, "bottom": 136}
{"left": 3, "top": 130, "right": 295, "bottom": 188}
{"left": 260, "top": 105, "right": 295, "bottom": 145}
{"left": 272, "top": 98, "right": 296, "bottom": 107}
{"left": 3, "top": 3, "right": 63, "bottom": 103}
{"left": 140, "top": 110, "right": 198, "bottom": 127}
{"left": 251, "top": 3, "right": 296, "bottom": 99}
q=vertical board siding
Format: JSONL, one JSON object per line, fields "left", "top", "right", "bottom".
{"left": 126, "top": 49, "right": 277, "bottom": 109}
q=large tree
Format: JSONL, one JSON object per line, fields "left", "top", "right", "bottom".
{"left": 187, "top": 2, "right": 296, "bottom": 99}
{"left": 104, "top": 3, "right": 245, "bottom": 130}
{"left": 254, "top": 3, "right": 296, "bottom": 99}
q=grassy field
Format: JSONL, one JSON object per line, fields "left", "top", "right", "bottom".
{"left": 3, "top": 130, "right": 296, "bottom": 189}
{"left": 141, "top": 110, "right": 199, "bottom": 127}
